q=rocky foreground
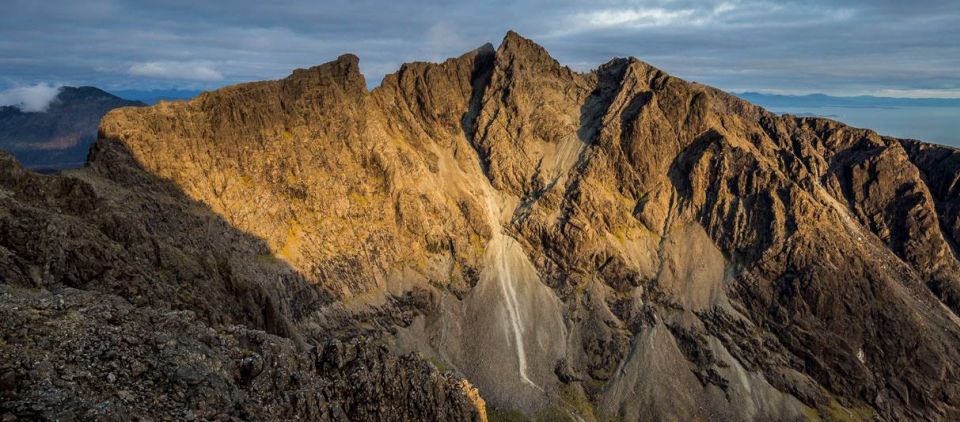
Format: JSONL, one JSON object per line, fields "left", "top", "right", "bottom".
{"left": 3, "top": 32, "right": 960, "bottom": 420}
{"left": 0, "top": 150, "right": 485, "bottom": 420}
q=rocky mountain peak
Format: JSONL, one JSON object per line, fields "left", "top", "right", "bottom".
{"left": 281, "top": 52, "right": 367, "bottom": 100}
{"left": 494, "top": 30, "right": 566, "bottom": 74}
{"left": 499, "top": 30, "right": 546, "bottom": 55}
{"left": 476, "top": 42, "right": 496, "bottom": 56}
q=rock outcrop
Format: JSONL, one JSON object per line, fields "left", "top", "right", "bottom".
{"left": 3, "top": 31, "right": 960, "bottom": 420}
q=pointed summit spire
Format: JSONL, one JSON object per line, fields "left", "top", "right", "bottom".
{"left": 496, "top": 31, "right": 558, "bottom": 66}
{"left": 476, "top": 42, "right": 495, "bottom": 55}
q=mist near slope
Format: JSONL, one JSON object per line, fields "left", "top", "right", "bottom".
{"left": 0, "top": 83, "right": 63, "bottom": 112}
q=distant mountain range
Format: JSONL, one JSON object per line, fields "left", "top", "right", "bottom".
{"left": 735, "top": 91, "right": 960, "bottom": 108}
{"left": 0, "top": 86, "right": 144, "bottom": 171}
{"left": 108, "top": 89, "right": 202, "bottom": 105}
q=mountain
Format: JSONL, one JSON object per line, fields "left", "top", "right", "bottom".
{"left": 4, "top": 32, "right": 960, "bottom": 420}
{"left": 0, "top": 86, "right": 144, "bottom": 171}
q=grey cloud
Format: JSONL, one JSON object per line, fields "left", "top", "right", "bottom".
{"left": 129, "top": 62, "right": 224, "bottom": 81}
{"left": 0, "top": 0, "right": 957, "bottom": 97}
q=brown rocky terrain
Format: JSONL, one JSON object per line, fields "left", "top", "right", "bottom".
{"left": 3, "top": 31, "right": 960, "bottom": 420}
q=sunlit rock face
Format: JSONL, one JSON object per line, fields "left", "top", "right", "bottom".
{"left": 5, "top": 31, "right": 960, "bottom": 421}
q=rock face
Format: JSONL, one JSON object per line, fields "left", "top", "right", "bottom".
{"left": 3, "top": 32, "right": 960, "bottom": 420}
{"left": 0, "top": 86, "right": 144, "bottom": 170}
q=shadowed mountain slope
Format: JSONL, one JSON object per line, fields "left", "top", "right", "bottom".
{"left": 0, "top": 147, "right": 484, "bottom": 419}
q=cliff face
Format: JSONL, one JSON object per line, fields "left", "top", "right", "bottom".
{"left": 4, "top": 32, "right": 960, "bottom": 420}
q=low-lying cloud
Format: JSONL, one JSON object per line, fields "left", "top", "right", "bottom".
{"left": 0, "top": 83, "right": 63, "bottom": 112}
{"left": 128, "top": 61, "right": 223, "bottom": 81}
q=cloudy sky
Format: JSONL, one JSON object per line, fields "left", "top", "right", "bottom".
{"left": 1, "top": 0, "right": 958, "bottom": 97}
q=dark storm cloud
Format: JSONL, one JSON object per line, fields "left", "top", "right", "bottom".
{"left": 1, "top": 0, "right": 958, "bottom": 96}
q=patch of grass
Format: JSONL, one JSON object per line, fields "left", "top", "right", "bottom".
{"left": 349, "top": 191, "right": 369, "bottom": 206}
{"left": 470, "top": 232, "right": 486, "bottom": 255}
{"left": 488, "top": 407, "right": 529, "bottom": 422}
{"left": 822, "top": 397, "right": 873, "bottom": 422}
{"left": 534, "top": 406, "right": 570, "bottom": 422}
{"left": 557, "top": 383, "right": 599, "bottom": 421}
{"left": 255, "top": 254, "right": 281, "bottom": 264}
{"left": 614, "top": 229, "right": 627, "bottom": 243}
{"left": 800, "top": 405, "right": 822, "bottom": 421}
{"left": 426, "top": 356, "right": 450, "bottom": 372}
{"left": 574, "top": 280, "right": 588, "bottom": 297}
{"left": 277, "top": 219, "right": 303, "bottom": 259}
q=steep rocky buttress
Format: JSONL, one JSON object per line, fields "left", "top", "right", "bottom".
{"left": 3, "top": 32, "right": 960, "bottom": 421}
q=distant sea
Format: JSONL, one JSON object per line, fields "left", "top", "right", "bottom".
{"left": 735, "top": 93, "right": 960, "bottom": 148}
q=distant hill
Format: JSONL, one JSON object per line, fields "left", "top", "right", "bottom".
{"left": 109, "top": 89, "right": 202, "bottom": 105}
{"left": 0, "top": 86, "right": 144, "bottom": 171}
{"left": 735, "top": 91, "right": 960, "bottom": 108}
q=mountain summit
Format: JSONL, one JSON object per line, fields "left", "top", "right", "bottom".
{"left": 3, "top": 32, "right": 960, "bottom": 421}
